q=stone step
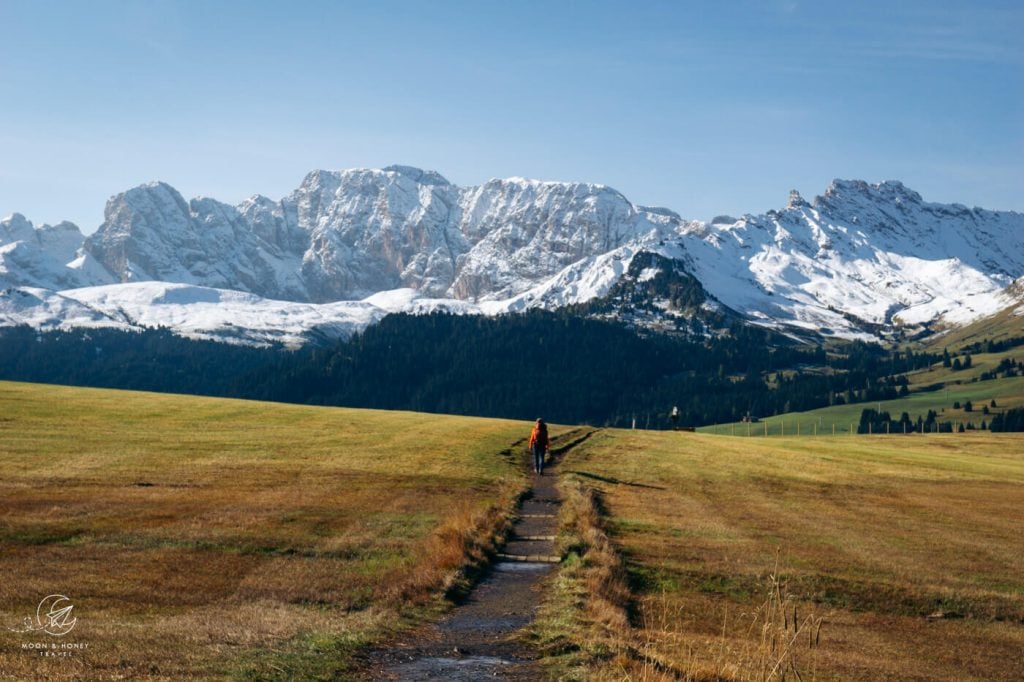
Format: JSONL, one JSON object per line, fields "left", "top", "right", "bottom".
{"left": 518, "top": 513, "right": 556, "bottom": 519}
{"left": 514, "top": 535, "right": 556, "bottom": 542}
{"left": 497, "top": 553, "right": 561, "bottom": 564}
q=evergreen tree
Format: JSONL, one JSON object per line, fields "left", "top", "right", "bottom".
{"left": 990, "top": 408, "right": 1024, "bottom": 432}
{"left": 0, "top": 318, "right": 951, "bottom": 429}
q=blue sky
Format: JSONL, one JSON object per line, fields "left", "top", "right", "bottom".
{"left": 1, "top": 0, "right": 1021, "bottom": 232}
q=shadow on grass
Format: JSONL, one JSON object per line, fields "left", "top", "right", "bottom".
{"left": 565, "top": 470, "right": 666, "bottom": 490}
{"left": 550, "top": 428, "right": 598, "bottom": 456}
{"left": 623, "top": 564, "right": 1024, "bottom": 623}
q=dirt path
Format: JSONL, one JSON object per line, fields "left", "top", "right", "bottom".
{"left": 368, "top": 429, "right": 593, "bottom": 680}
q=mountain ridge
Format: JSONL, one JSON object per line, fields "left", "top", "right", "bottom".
{"left": 2, "top": 167, "right": 1022, "bottom": 346}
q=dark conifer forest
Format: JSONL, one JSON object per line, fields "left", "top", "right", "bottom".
{"left": 0, "top": 312, "right": 954, "bottom": 428}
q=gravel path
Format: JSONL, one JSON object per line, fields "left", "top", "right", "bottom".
{"left": 369, "top": 429, "right": 593, "bottom": 680}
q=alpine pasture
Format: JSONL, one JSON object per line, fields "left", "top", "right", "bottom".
{"left": 2, "top": 380, "right": 1023, "bottom": 679}
{"left": 540, "top": 429, "right": 1024, "bottom": 679}
{"left": 0, "top": 381, "right": 532, "bottom": 679}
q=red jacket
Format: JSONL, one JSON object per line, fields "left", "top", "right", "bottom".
{"left": 529, "top": 423, "right": 549, "bottom": 449}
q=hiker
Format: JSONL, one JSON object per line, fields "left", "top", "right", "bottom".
{"left": 529, "top": 418, "right": 549, "bottom": 475}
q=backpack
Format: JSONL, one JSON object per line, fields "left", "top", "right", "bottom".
{"left": 533, "top": 422, "right": 548, "bottom": 447}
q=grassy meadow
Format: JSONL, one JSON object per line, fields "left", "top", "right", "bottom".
{"left": 5, "top": 379, "right": 1024, "bottom": 680}
{"left": 700, "top": 330, "right": 1024, "bottom": 436}
{"left": 544, "top": 429, "right": 1024, "bottom": 680}
{"left": 699, "top": 375, "right": 1024, "bottom": 436}
{"left": 0, "top": 381, "right": 536, "bottom": 680}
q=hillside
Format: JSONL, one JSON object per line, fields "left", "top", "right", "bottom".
{"left": 699, "top": 375, "right": 1024, "bottom": 436}
{"left": 697, "top": 323, "right": 1024, "bottom": 435}
{"left": 0, "top": 381, "right": 536, "bottom": 679}
{"left": 925, "top": 277, "right": 1024, "bottom": 351}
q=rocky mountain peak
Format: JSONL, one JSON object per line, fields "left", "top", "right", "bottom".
{"left": 3, "top": 168, "right": 1023, "bottom": 345}
{"left": 1, "top": 213, "right": 35, "bottom": 243}
{"left": 817, "top": 178, "right": 924, "bottom": 209}
{"left": 786, "top": 189, "right": 809, "bottom": 210}
{"left": 381, "top": 165, "right": 452, "bottom": 186}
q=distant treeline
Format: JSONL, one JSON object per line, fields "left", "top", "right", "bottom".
{"left": 962, "top": 335, "right": 1024, "bottom": 355}
{"left": 0, "top": 313, "right": 956, "bottom": 428}
{"left": 991, "top": 408, "right": 1024, "bottom": 432}
{"left": 0, "top": 325, "right": 278, "bottom": 396}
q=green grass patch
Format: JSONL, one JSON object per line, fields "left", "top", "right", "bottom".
{"left": 700, "top": 375, "right": 1024, "bottom": 435}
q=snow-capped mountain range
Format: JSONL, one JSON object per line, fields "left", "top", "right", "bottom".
{"left": 2, "top": 165, "right": 1022, "bottom": 346}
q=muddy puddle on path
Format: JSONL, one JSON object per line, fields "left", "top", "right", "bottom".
{"left": 369, "top": 435, "right": 582, "bottom": 681}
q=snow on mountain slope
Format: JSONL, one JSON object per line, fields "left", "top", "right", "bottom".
{"left": 0, "top": 282, "right": 396, "bottom": 347}
{"left": 2, "top": 170, "right": 1023, "bottom": 346}
{"left": 675, "top": 182, "right": 1024, "bottom": 338}
{"left": 451, "top": 178, "right": 676, "bottom": 300}
{"left": 84, "top": 183, "right": 309, "bottom": 301}
{"left": 0, "top": 273, "right": 643, "bottom": 348}
{"left": 986, "top": 275, "right": 1024, "bottom": 324}
{"left": 0, "top": 286, "right": 123, "bottom": 331}
{"left": 1, "top": 213, "right": 114, "bottom": 290}
{"left": 80, "top": 166, "right": 677, "bottom": 304}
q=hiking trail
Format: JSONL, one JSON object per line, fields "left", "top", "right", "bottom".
{"left": 369, "top": 428, "right": 594, "bottom": 680}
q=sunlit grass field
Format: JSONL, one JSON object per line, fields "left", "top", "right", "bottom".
{"left": 0, "top": 381, "right": 532, "bottom": 680}
{"left": 923, "top": 304, "right": 1024, "bottom": 351}
{"left": 552, "top": 429, "right": 1024, "bottom": 680}
{"left": 699, "top": 375, "right": 1024, "bottom": 436}
{"left": 6, "top": 380, "right": 1023, "bottom": 680}
{"left": 904, "top": 351, "right": 1015, "bottom": 387}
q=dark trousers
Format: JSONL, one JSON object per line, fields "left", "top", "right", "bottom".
{"left": 532, "top": 444, "right": 545, "bottom": 473}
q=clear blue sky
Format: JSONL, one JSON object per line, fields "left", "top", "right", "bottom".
{"left": 1, "top": 0, "right": 1021, "bottom": 232}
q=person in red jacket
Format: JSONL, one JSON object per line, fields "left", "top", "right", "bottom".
{"left": 529, "top": 418, "right": 549, "bottom": 475}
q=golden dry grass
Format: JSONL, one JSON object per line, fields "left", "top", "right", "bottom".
{"left": 0, "top": 381, "right": 535, "bottom": 680}
{"left": 529, "top": 478, "right": 632, "bottom": 673}
{"left": 543, "top": 429, "right": 1024, "bottom": 680}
